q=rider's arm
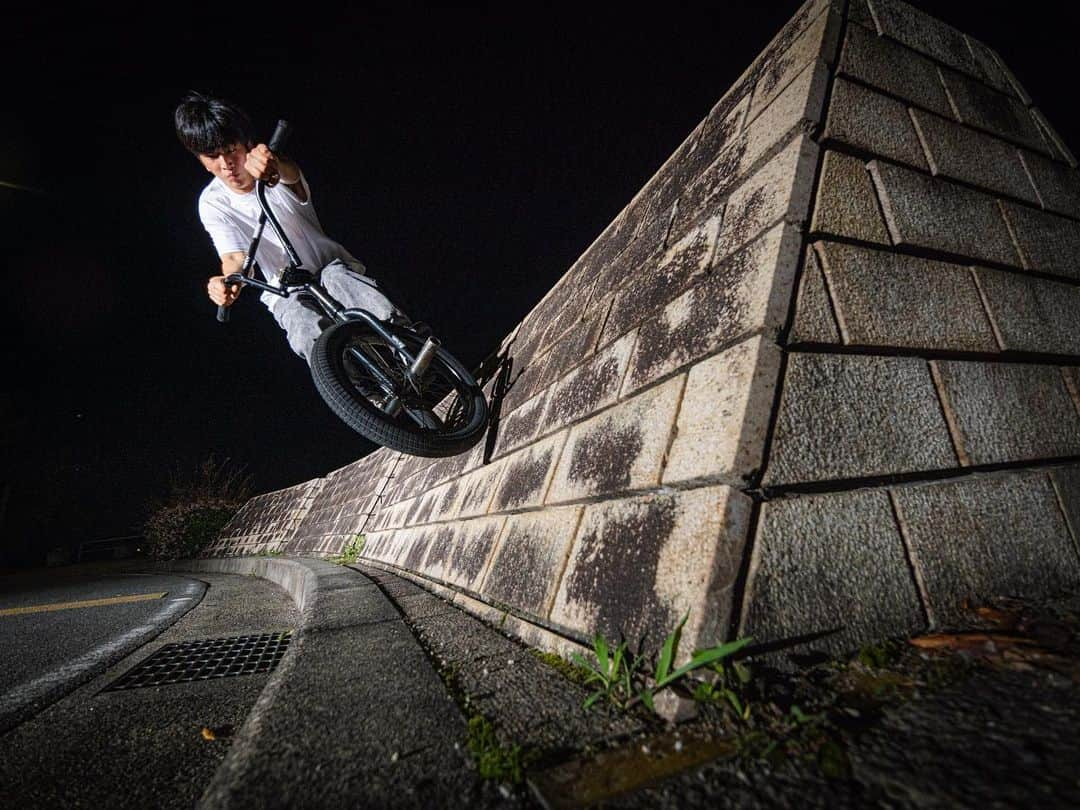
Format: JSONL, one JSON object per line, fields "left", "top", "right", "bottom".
{"left": 208, "top": 252, "right": 245, "bottom": 307}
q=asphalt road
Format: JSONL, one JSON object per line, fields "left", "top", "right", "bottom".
{"left": 0, "top": 563, "right": 299, "bottom": 809}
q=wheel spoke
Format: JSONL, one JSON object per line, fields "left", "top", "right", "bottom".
{"left": 403, "top": 405, "right": 443, "bottom": 430}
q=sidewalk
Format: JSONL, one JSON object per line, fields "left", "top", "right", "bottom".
{"left": 158, "top": 556, "right": 1080, "bottom": 809}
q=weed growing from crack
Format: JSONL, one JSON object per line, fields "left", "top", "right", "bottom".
{"left": 330, "top": 533, "right": 365, "bottom": 565}
{"left": 466, "top": 715, "right": 532, "bottom": 783}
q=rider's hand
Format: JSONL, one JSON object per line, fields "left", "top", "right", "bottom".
{"left": 208, "top": 275, "right": 241, "bottom": 307}
{"left": 245, "top": 144, "right": 281, "bottom": 186}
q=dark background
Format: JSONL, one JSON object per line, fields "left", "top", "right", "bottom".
{"left": 3, "top": 2, "right": 1077, "bottom": 564}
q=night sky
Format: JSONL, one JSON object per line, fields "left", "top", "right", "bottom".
{"left": 4, "top": 2, "right": 1078, "bottom": 563}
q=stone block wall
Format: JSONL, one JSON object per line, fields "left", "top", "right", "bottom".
{"left": 210, "top": 0, "right": 1080, "bottom": 664}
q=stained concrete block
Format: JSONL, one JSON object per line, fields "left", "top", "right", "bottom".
{"left": 413, "top": 523, "right": 459, "bottom": 581}
{"left": 551, "top": 486, "right": 752, "bottom": 658}
{"left": 441, "top": 516, "right": 507, "bottom": 593}
{"left": 789, "top": 244, "right": 841, "bottom": 344}
{"left": 740, "top": 489, "right": 926, "bottom": 658}
{"left": 910, "top": 108, "right": 1041, "bottom": 205}
{"left": 543, "top": 330, "right": 636, "bottom": 433}
{"left": 492, "top": 386, "right": 551, "bottom": 460}
{"left": 838, "top": 22, "right": 954, "bottom": 118}
{"left": 998, "top": 202, "right": 1080, "bottom": 281}
{"left": 931, "top": 360, "right": 1080, "bottom": 465}
{"left": 547, "top": 375, "right": 684, "bottom": 504}
{"left": 1050, "top": 465, "right": 1080, "bottom": 548}
{"left": 748, "top": 5, "right": 842, "bottom": 122}
{"left": 624, "top": 224, "right": 802, "bottom": 396}
{"left": 664, "top": 336, "right": 782, "bottom": 486}
{"left": 1031, "top": 108, "right": 1078, "bottom": 168}
{"left": 866, "top": 0, "right": 982, "bottom": 78}
{"left": 450, "top": 458, "right": 506, "bottom": 519}
{"left": 716, "top": 135, "right": 819, "bottom": 261}
{"left": 490, "top": 431, "right": 567, "bottom": 512}
{"left": 816, "top": 241, "right": 999, "bottom": 351}
{"left": 1018, "top": 149, "right": 1080, "bottom": 219}
{"left": 1064, "top": 368, "right": 1080, "bottom": 416}
{"left": 869, "top": 160, "right": 1021, "bottom": 266}
{"left": 601, "top": 215, "right": 720, "bottom": 346}
{"left": 810, "top": 151, "right": 891, "bottom": 244}
{"left": 972, "top": 268, "right": 1080, "bottom": 356}
{"left": 481, "top": 506, "right": 583, "bottom": 617}
{"left": 963, "top": 35, "right": 1019, "bottom": 98}
{"left": 823, "top": 78, "right": 929, "bottom": 171}
{"left": 764, "top": 353, "right": 957, "bottom": 486}
{"left": 671, "top": 59, "right": 828, "bottom": 246}
{"left": 892, "top": 472, "right": 1080, "bottom": 624}
{"left": 940, "top": 68, "right": 1050, "bottom": 156}
{"left": 527, "top": 310, "right": 606, "bottom": 398}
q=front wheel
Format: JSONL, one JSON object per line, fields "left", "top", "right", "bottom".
{"left": 310, "top": 320, "right": 489, "bottom": 457}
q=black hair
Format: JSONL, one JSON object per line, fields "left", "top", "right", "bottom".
{"left": 174, "top": 91, "right": 255, "bottom": 155}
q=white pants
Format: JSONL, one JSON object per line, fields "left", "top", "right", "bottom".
{"left": 267, "top": 259, "right": 400, "bottom": 362}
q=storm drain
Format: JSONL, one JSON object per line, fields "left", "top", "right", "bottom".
{"left": 103, "top": 631, "right": 293, "bottom": 691}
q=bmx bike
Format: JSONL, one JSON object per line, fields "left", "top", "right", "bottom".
{"left": 215, "top": 120, "right": 489, "bottom": 458}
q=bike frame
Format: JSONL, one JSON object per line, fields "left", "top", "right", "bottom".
{"left": 223, "top": 176, "right": 438, "bottom": 417}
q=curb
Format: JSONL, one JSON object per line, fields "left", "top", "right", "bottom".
{"left": 162, "top": 556, "right": 480, "bottom": 808}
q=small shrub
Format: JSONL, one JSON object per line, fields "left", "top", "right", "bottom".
{"left": 143, "top": 499, "right": 237, "bottom": 560}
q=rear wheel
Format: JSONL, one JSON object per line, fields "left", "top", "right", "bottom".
{"left": 310, "top": 320, "right": 489, "bottom": 457}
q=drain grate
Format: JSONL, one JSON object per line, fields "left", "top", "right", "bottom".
{"left": 103, "top": 631, "right": 293, "bottom": 691}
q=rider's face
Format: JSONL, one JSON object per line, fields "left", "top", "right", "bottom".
{"left": 197, "top": 143, "right": 254, "bottom": 193}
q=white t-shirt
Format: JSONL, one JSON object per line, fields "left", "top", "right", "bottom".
{"left": 197, "top": 173, "right": 365, "bottom": 312}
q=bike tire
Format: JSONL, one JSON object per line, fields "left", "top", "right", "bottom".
{"left": 310, "top": 320, "right": 489, "bottom": 457}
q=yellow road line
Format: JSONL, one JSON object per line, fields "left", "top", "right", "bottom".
{"left": 0, "top": 592, "right": 167, "bottom": 617}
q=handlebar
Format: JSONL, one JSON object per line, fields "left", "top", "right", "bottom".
{"left": 216, "top": 119, "right": 292, "bottom": 324}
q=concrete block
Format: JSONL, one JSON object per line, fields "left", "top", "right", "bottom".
{"left": 671, "top": 59, "right": 828, "bottom": 246}
{"left": 740, "top": 489, "right": 925, "bottom": 658}
{"left": 481, "top": 506, "right": 583, "bottom": 617}
{"left": 910, "top": 108, "right": 1041, "bottom": 205}
{"left": 748, "top": 6, "right": 842, "bottom": 122}
{"left": 527, "top": 309, "right": 606, "bottom": 398}
{"left": 674, "top": 94, "right": 751, "bottom": 228}
{"left": 1018, "top": 149, "right": 1080, "bottom": 219}
{"left": 892, "top": 471, "right": 1080, "bottom": 624}
{"left": 939, "top": 68, "right": 1048, "bottom": 155}
{"left": 492, "top": 385, "right": 551, "bottom": 459}
{"left": 963, "top": 35, "right": 1019, "bottom": 98}
{"left": 716, "top": 135, "right": 819, "bottom": 260}
{"left": 664, "top": 336, "right": 782, "bottom": 486}
{"left": 1030, "top": 108, "right": 1078, "bottom": 168}
{"left": 451, "top": 458, "right": 507, "bottom": 519}
{"left": 624, "top": 224, "right": 802, "bottom": 396}
{"left": 551, "top": 486, "right": 752, "bottom": 658}
{"left": 823, "top": 78, "right": 929, "bottom": 171}
{"left": 998, "top": 201, "right": 1080, "bottom": 281}
{"left": 547, "top": 375, "right": 684, "bottom": 504}
{"left": 764, "top": 353, "right": 957, "bottom": 486}
{"left": 869, "top": 160, "right": 1021, "bottom": 266}
{"left": 544, "top": 330, "right": 636, "bottom": 433}
{"left": 413, "top": 523, "right": 459, "bottom": 581}
{"left": 441, "top": 516, "right": 507, "bottom": 593}
{"left": 816, "top": 241, "right": 999, "bottom": 351}
{"left": 601, "top": 215, "right": 720, "bottom": 346}
{"left": 931, "top": 360, "right": 1080, "bottom": 465}
{"left": 866, "top": 0, "right": 982, "bottom": 78}
{"left": 810, "top": 150, "right": 891, "bottom": 244}
{"left": 848, "top": 0, "right": 875, "bottom": 27}
{"left": 490, "top": 431, "right": 568, "bottom": 512}
{"left": 789, "top": 244, "right": 841, "bottom": 344}
{"left": 1064, "top": 368, "right": 1080, "bottom": 416}
{"left": 1050, "top": 465, "right": 1080, "bottom": 548}
{"left": 972, "top": 268, "right": 1080, "bottom": 356}
{"left": 838, "top": 22, "right": 954, "bottom": 118}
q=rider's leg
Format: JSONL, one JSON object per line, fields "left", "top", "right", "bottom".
{"left": 268, "top": 295, "right": 323, "bottom": 362}
{"left": 319, "top": 259, "right": 402, "bottom": 321}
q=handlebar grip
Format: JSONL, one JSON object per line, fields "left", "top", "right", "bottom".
{"left": 217, "top": 305, "right": 230, "bottom": 323}
{"left": 268, "top": 119, "right": 291, "bottom": 153}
